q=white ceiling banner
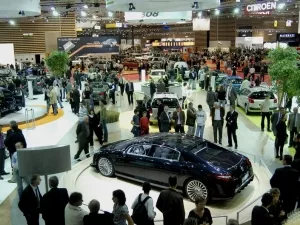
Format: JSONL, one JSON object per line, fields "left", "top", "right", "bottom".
{"left": 125, "top": 11, "right": 192, "bottom": 23}
{"left": 193, "top": 18, "right": 210, "bottom": 31}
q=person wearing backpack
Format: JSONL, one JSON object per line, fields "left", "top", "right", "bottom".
{"left": 131, "top": 182, "right": 156, "bottom": 225}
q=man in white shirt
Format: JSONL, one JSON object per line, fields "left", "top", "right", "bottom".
{"left": 65, "top": 192, "right": 88, "bottom": 225}
{"left": 195, "top": 105, "right": 207, "bottom": 139}
{"left": 240, "top": 78, "right": 251, "bottom": 90}
{"left": 131, "top": 182, "right": 156, "bottom": 225}
{"left": 260, "top": 95, "right": 271, "bottom": 132}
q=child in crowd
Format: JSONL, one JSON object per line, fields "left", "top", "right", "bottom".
{"left": 140, "top": 111, "right": 149, "bottom": 136}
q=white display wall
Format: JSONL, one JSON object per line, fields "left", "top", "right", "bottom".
{"left": 235, "top": 37, "right": 264, "bottom": 48}
{"left": 15, "top": 53, "right": 46, "bottom": 64}
{"left": 0, "top": 44, "right": 15, "bottom": 65}
{"left": 209, "top": 41, "right": 231, "bottom": 48}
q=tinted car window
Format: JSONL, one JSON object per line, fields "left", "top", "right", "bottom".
{"left": 151, "top": 71, "right": 166, "bottom": 76}
{"left": 148, "top": 145, "right": 180, "bottom": 160}
{"left": 152, "top": 98, "right": 179, "bottom": 108}
{"left": 249, "top": 91, "right": 275, "bottom": 99}
{"left": 2, "top": 90, "right": 12, "bottom": 97}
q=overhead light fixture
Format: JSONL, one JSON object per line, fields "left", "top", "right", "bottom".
{"left": 9, "top": 20, "right": 15, "bottom": 25}
{"left": 191, "top": 2, "right": 199, "bottom": 9}
{"left": 52, "top": 11, "right": 59, "bottom": 16}
{"left": 185, "top": 36, "right": 188, "bottom": 37}
{"left": 197, "top": 12, "right": 202, "bottom": 17}
{"left": 51, "top": 6, "right": 55, "bottom": 11}
{"left": 234, "top": 8, "right": 239, "bottom": 14}
{"left": 129, "top": 3, "right": 136, "bottom": 11}
{"left": 277, "top": 3, "right": 285, "bottom": 10}
{"left": 83, "top": 4, "right": 88, "bottom": 9}
{"left": 108, "top": 11, "right": 113, "bottom": 17}
{"left": 81, "top": 11, "right": 87, "bottom": 17}
{"left": 92, "top": 15, "right": 97, "bottom": 19}
{"left": 215, "top": 9, "right": 220, "bottom": 15}
{"left": 176, "top": 21, "right": 186, "bottom": 24}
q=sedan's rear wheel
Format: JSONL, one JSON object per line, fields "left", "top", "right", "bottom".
{"left": 185, "top": 179, "right": 209, "bottom": 201}
{"left": 97, "top": 157, "right": 115, "bottom": 177}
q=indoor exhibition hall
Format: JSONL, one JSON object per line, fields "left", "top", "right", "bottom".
{"left": 1, "top": 1, "right": 300, "bottom": 225}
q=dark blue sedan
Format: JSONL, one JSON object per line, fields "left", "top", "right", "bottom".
{"left": 219, "top": 76, "right": 243, "bottom": 91}
{"left": 91, "top": 133, "right": 254, "bottom": 201}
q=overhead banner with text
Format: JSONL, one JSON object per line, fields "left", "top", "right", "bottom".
{"left": 125, "top": 11, "right": 192, "bottom": 23}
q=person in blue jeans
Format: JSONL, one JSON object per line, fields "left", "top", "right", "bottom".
{"left": 195, "top": 105, "right": 207, "bottom": 139}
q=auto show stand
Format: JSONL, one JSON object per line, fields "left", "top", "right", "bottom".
{"left": 141, "top": 82, "right": 183, "bottom": 98}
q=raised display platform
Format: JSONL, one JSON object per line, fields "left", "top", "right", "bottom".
{"left": 0, "top": 105, "right": 47, "bottom": 127}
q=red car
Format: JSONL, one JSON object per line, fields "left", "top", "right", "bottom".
{"left": 122, "top": 58, "right": 139, "bottom": 70}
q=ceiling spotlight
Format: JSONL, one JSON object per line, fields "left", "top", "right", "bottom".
{"left": 51, "top": 6, "right": 55, "bottom": 11}
{"left": 192, "top": 2, "right": 199, "bottom": 9}
{"left": 83, "top": 4, "right": 88, "bottom": 9}
{"left": 277, "top": 3, "right": 285, "bottom": 10}
{"left": 108, "top": 11, "right": 113, "bottom": 17}
{"left": 215, "top": 9, "right": 220, "bottom": 15}
{"left": 129, "top": 3, "right": 136, "bottom": 11}
{"left": 81, "top": 11, "right": 87, "bottom": 17}
{"left": 9, "top": 20, "right": 15, "bottom": 25}
{"left": 234, "top": 8, "right": 239, "bottom": 14}
{"left": 52, "top": 11, "right": 59, "bottom": 16}
{"left": 92, "top": 15, "right": 97, "bottom": 19}
{"left": 197, "top": 11, "right": 202, "bottom": 17}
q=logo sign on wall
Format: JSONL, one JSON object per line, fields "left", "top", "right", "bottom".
{"left": 244, "top": 1, "right": 277, "bottom": 15}
{"left": 277, "top": 33, "right": 299, "bottom": 43}
{"left": 193, "top": 18, "right": 210, "bottom": 31}
{"left": 57, "top": 36, "right": 120, "bottom": 59}
{"left": 125, "top": 11, "right": 192, "bottom": 23}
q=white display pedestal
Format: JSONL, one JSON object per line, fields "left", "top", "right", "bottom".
{"left": 211, "top": 76, "right": 216, "bottom": 92}
{"left": 141, "top": 69, "right": 146, "bottom": 83}
{"left": 27, "top": 77, "right": 37, "bottom": 100}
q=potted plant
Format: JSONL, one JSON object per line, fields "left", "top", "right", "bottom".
{"left": 106, "top": 110, "right": 120, "bottom": 133}
{"left": 45, "top": 51, "right": 69, "bottom": 77}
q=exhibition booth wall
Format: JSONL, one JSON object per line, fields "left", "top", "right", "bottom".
{"left": 0, "top": 44, "right": 15, "bottom": 66}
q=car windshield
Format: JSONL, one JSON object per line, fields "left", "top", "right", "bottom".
{"left": 250, "top": 91, "right": 275, "bottom": 99}
{"left": 152, "top": 98, "right": 179, "bottom": 108}
{"left": 151, "top": 71, "right": 166, "bottom": 76}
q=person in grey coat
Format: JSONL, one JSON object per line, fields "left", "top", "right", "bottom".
{"left": 159, "top": 105, "right": 171, "bottom": 132}
{"left": 227, "top": 83, "right": 237, "bottom": 106}
{"left": 157, "top": 80, "right": 166, "bottom": 93}
{"left": 206, "top": 87, "right": 216, "bottom": 114}
{"left": 74, "top": 116, "right": 90, "bottom": 160}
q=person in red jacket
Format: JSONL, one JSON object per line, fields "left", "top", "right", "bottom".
{"left": 140, "top": 111, "right": 149, "bottom": 136}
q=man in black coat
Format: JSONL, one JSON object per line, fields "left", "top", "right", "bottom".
{"left": 251, "top": 193, "right": 273, "bottom": 225}
{"left": 41, "top": 176, "right": 69, "bottom": 225}
{"left": 226, "top": 105, "right": 238, "bottom": 149}
{"left": 159, "top": 106, "right": 171, "bottom": 133}
{"left": 270, "top": 155, "right": 300, "bottom": 213}
{"left": 156, "top": 176, "right": 185, "bottom": 225}
{"left": 125, "top": 81, "right": 134, "bottom": 105}
{"left": 83, "top": 199, "right": 114, "bottom": 225}
{"left": 72, "top": 86, "right": 81, "bottom": 114}
{"left": 157, "top": 100, "right": 164, "bottom": 132}
{"left": 19, "top": 174, "right": 43, "bottom": 225}
{"left": 74, "top": 116, "right": 90, "bottom": 160}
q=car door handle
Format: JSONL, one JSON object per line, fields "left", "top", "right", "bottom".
{"left": 164, "top": 162, "right": 171, "bottom": 166}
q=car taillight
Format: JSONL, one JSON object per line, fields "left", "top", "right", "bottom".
{"left": 245, "top": 158, "right": 252, "bottom": 167}
{"left": 274, "top": 99, "right": 277, "bottom": 103}
{"left": 99, "top": 92, "right": 104, "bottom": 96}
{"left": 214, "top": 174, "right": 233, "bottom": 182}
{"left": 248, "top": 98, "right": 254, "bottom": 103}
{"left": 149, "top": 108, "right": 152, "bottom": 114}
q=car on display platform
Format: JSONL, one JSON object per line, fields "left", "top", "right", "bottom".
{"left": 215, "top": 73, "right": 228, "bottom": 88}
{"left": 149, "top": 92, "right": 180, "bottom": 124}
{"left": 122, "top": 59, "right": 139, "bottom": 70}
{"left": 0, "top": 87, "right": 23, "bottom": 117}
{"left": 91, "top": 81, "right": 110, "bottom": 104}
{"left": 148, "top": 69, "right": 167, "bottom": 83}
{"left": 237, "top": 87, "right": 278, "bottom": 115}
{"left": 91, "top": 133, "right": 254, "bottom": 201}
{"left": 219, "top": 76, "right": 243, "bottom": 91}
{"left": 174, "top": 61, "right": 190, "bottom": 80}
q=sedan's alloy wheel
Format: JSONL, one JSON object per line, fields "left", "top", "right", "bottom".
{"left": 98, "top": 158, "right": 114, "bottom": 176}
{"left": 186, "top": 180, "right": 208, "bottom": 201}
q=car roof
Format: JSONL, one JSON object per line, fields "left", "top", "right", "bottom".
{"left": 245, "top": 87, "right": 272, "bottom": 92}
{"left": 153, "top": 92, "right": 178, "bottom": 98}
{"left": 227, "top": 76, "right": 242, "bottom": 80}
{"left": 138, "top": 133, "right": 205, "bottom": 151}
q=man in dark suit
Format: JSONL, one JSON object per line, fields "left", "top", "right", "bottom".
{"left": 226, "top": 105, "right": 238, "bottom": 149}
{"left": 271, "top": 107, "right": 285, "bottom": 152}
{"left": 18, "top": 174, "right": 43, "bottom": 225}
{"left": 41, "top": 176, "right": 69, "bottom": 225}
{"left": 159, "top": 105, "right": 171, "bottom": 133}
{"left": 270, "top": 155, "right": 300, "bottom": 213}
{"left": 287, "top": 107, "right": 300, "bottom": 147}
{"left": 172, "top": 106, "right": 185, "bottom": 133}
{"left": 72, "top": 86, "right": 81, "bottom": 114}
{"left": 211, "top": 102, "right": 225, "bottom": 145}
{"left": 83, "top": 199, "right": 114, "bottom": 225}
{"left": 251, "top": 193, "right": 273, "bottom": 225}
{"left": 156, "top": 176, "right": 185, "bottom": 225}
{"left": 292, "top": 158, "right": 300, "bottom": 209}
{"left": 74, "top": 116, "right": 90, "bottom": 160}
{"left": 227, "top": 82, "right": 237, "bottom": 106}
{"left": 125, "top": 81, "right": 134, "bottom": 105}
{"left": 157, "top": 100, "right": 164, "bottom": 132}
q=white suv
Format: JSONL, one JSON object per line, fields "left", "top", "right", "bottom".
{"left": 149, "top": 92, "right": 181, "bottom": 123}
{"left": 237, "top": 87, "right": 278, "bottom": 115}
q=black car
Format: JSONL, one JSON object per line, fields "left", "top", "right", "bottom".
{"left": 0, "top": 87, "right": 23, "bottom": 116}
{"left": 91, "top": 133, "right": 254, "bottom": 201}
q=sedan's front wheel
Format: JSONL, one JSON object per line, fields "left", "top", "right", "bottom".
{"left": 97, "top": 157, "right": 115, "bottom": 177}
{"left": 185, "top": 179, "right": 209, "bottom": 201}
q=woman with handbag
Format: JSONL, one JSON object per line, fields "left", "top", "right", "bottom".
{"left": 276, "top": 114, "right": 288, "bottom": 160}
